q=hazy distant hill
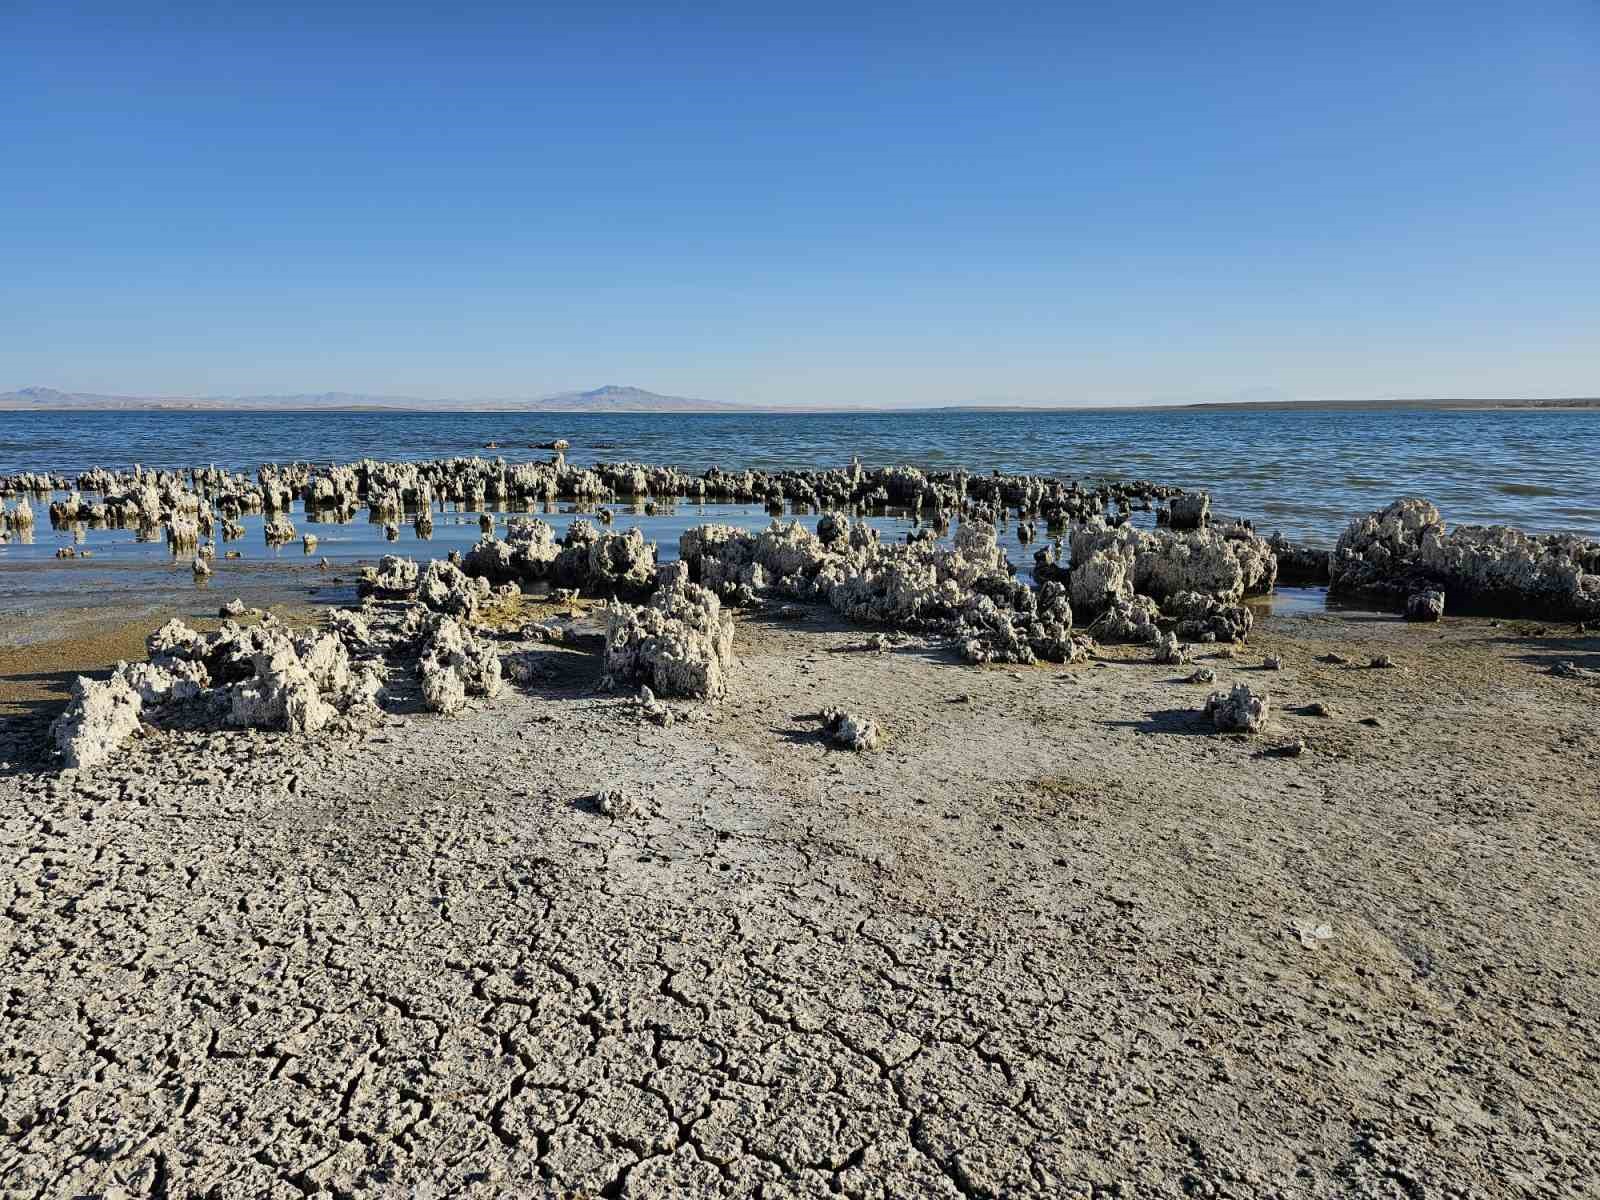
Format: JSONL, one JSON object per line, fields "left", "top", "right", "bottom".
{"left": 5, "top": 384, "right": 1594, "bottom": 414}
{"left": 0, "top": 384, "right": 755, "bottom": 413}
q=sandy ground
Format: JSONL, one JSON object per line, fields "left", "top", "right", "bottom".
{"left": 2, "top": 600, "right": 1598, "bottom": 1198}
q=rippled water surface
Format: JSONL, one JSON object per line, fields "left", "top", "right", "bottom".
{"left": 3, "top": 408, "right": 1596, "bottom": 630}
{"left": 4, "top": 408, "right": 1596, "bottom": 544}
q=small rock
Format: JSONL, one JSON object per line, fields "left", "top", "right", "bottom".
{"left": 822, "top": 707, "right": 883, "bottom": 752}
{"left": 1368, "top": 654, "right": 1396, "bottom": 669}
{"left": 1185, "top": 666, "right": 1217, "bottom": 684}
{"left": 1262, "top": 655, "right": 1283, "bottom": 671}
{"left": 1405, "top": 589, "right": 1445, "bottom": 622}
{"left": 596, "top": 788, "right": 634, "bottom": 818}
{"left": 1291, "top": 919, "right": 1334, "bottom": 949}
{"left": 1203, "top": 683, "right": 1269, "bottom": 733}
{"left": 1305, "top": 701, "right": 1332, "bottom": 717}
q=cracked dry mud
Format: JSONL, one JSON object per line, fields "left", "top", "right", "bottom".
{"left": 3, "top": 606, "right": 1599, "bottom": 1198}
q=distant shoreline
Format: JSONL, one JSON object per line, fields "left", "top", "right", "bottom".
{"left": 1, "top": 397, "right": 1596, "bottom": 415}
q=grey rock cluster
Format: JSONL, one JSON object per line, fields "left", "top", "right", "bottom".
{"left": 50, "top": 614, "right": 389, "bottom": 770}
{"left": 1331, "top": 497, "right": 1600, "bottom": 620}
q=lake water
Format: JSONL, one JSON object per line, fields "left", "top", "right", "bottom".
{"left": 4, "top": 407, "right": 1596, "bottom": 541}
{"left": 2, "top": 407, "right": 1595, "bottom": 633}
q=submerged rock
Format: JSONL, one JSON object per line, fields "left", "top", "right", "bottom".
{"left": 263, "top": 514, "right": 296, "bottom": 545}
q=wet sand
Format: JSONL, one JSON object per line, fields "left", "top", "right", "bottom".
{"left": 2, "top": 592, "right": 1598, "bottom": 1196}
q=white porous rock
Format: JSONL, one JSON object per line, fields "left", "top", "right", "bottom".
{"left": 360, "top": 554, "right": 420, "bottom": 596}
{"left": 567, "top": 525, "right": 658, "bottom": 598}
{"left": 326, "top": 609, "right": 372, "bottom": 648}
{"left": 463, "top": 518, "right": 562, "bottom": 584}
{"left": 602, "top": 562, "right": 736, "bottom": 701}
{"left": 263, "top": 514, "right": 297, "bottom": 545}
{"left": 418, "top": 617, "right": 503, "bottom": 715}
{"left": 147, "top": 618, "right": 208, "bottom": 663}
{"left": 1328, "top": 498, "right": 1600, "bottom": 619}
{"left": 958, "top": 580, "right": 1085, "bottom": 665}
{"left": 1164, "top": 590, "right": 1255, "bottom": 643}
{"left": 220, "top": 597, "right": 249, "bottom": 618}
{"left": 51, "top": 675, "right": 144, "bottom": 770}
{"left": 418, "top": 559, "right": 491, "bottom": 617}
{"left": 637, "top": 685, "right": 675, "bottom": 727}
{"left": 226, "top": 630, "right": 350, "bottom": 733}
{"left": 116, "top": 658, "right": 208, "bottom": 705}
{"left": 1405, "top": 589, "right": 1446, "bottom": 622}
{"left": 1204, "top": 683, "right": 1270, "bottom": 733}
{"left": 1156, "top": 632, "right": 1189, "bottom": 665}
{"left": 1068, "top": 545, "right": 1135, "bottom": 617}
{"left": 822, "top": 706, "right": 883, "bottom": 752}
{"left": 1094, "top": 593, "right": 1163, "bottom": 644}
{"left": 1070, "top": 520, "right": 1277, "bottom": 604}
{"left": 167, "top": 517, "right": 200, "bottom": 550}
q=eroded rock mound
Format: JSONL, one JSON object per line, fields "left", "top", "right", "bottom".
{"left": 419, "top": 617, "right": 503, "bottom": 714}
{"left": 1331, "top": 498, "right": 1599, "bottom": 620}
{"left": 602, "top": 563, "right": 736, "bottom": 700}
{"left": 51, "top": 676, "right": 143, "bottom": 770}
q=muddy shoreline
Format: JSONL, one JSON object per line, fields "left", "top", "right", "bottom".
{"left": 3, "top": 595, "right": 1598, "bottom": 1196}
{"left": 3, "top": 458, "right": 1599, "bottom": 1196}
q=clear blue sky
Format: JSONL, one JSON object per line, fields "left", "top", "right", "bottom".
{"left": 4, "top": 1, "right": 1596, "bottom": 407}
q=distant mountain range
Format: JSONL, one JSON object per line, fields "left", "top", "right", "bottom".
{"left": 0, "top": 384, "right": 756, "bottom": 413}
{"left": 3, "top": 384, "right": 1595, "bottom": 413}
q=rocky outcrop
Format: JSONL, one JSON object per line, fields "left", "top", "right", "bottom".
{"left": 1405, "top": 590, "right": 1445, "bottom": 622}
{"left": 359, "top": 555, "right": 420, "bottom": 597}
{"left": 1070, "top": 520, "right": 1277, "bottom": 608}
{"left": 51, "top": 676, "right": 143, "bottom": 770}
{"left": 1168, "top": 491, "right": 1211, "bottom": 530}
{"left": 551, "top": 522, "right": 658, "bottom": 599}
{"left": 418, "top": 560, "right": 491, "bottom": 617}
{"left": 263, "top": 514, "right": 297, "bottom": 545}
{"left": 602, "top": 563, "right": 736, "bottom": 701}
{"left": 1267, "top": 532, "right": 1331, "bottom": 586}
{"left": 1163, "top": 590, "right": 1254, "bottom": 643}
{"left": 1330, "top": 498, "right": 1600, "bottom": 619}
